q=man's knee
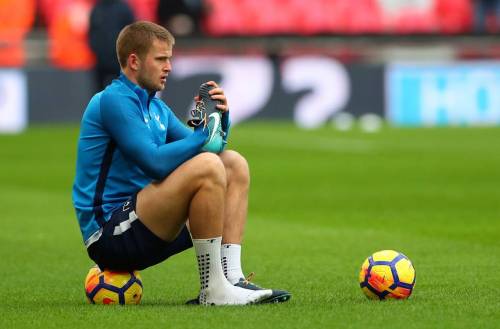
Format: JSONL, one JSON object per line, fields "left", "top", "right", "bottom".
{"left": 192, "top": 152, "right": 227, "bottom": 188}
{"left": 220, "top": 150, "right": 250, "bottom": 186}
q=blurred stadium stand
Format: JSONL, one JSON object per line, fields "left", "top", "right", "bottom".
{"left": 0, "top": 0, "right": 36, "bottom": 67}
{"left": 0, "top": 0, "right": 499, "bottom": 68}
{"left": 0, "top": 0, "right": 499, "bottom": 131}
{"left": 203, "top": 0, "right": 474, "bottom": 35}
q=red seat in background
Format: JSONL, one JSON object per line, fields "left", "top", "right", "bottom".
{"left": 392, "top": 8, "right": 438, "bottom": 34}
{"left": 204, "top": 0, "right": 247, "bottom": 35}
{"left": 434, "top": 0, "right": 473, "bottom": 33}
{"left": 203, "top": 0, "right": 473, "bottom": 35}
{"left": 48, "top": 0, "right": 96, "bottom": 69}
{"left": 0, "top": 0, "right": 35, "bottom": 67}
{"left": 126, "top": 0, "right": 158, "bottom": 21}
{"left": 318, "top": 0, "right": 382, "bottom": 34}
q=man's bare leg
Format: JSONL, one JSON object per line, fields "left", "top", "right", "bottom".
{"left": 219, "top": 150, "right": 250, "bottom": 244}
{"left": 217, "top": 151, "right": 292, "bottom": 303}
{"left": 134, "top": 152, "right": 270, "bottom": 305}
{"left": 218, "top": 150, "right": 251, "bottom": 284}
{"left": 136, "top": 152, "right": 226, "bottom": 240}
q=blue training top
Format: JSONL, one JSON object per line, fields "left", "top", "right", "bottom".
{"left": 72, "top": 74, "right": 227, "bottom": 247}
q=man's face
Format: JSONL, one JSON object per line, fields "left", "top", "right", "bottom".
{"left": 137, "top": 39, "right": 172, "bottom": 92}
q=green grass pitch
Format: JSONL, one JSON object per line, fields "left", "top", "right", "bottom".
{"left": 1, "top": 122, "right": 499, "bottom": 328}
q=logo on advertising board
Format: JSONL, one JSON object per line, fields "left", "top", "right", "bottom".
{"left": 386, "top": 62, "right": 500, "bottom": 126}
{"left": 168, "top": 55, "right": 352, "bottom": 128}
{"left": 0, "top": 69, "right": 27, "bottom": 133}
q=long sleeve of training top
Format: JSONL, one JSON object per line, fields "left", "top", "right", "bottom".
{"left": 100, "top": 90, "right": 207, "bottom": 180}
{"left": 165, "top": 105, "right": 194, "bottom": 142}
{"left": 166, "top": 105, "right": 231, "bottom": 144}
{"left": 222, "top": 111, "right": 230, "bottom": 143}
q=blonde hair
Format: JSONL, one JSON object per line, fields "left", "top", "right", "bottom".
{"left": 116, "top": 21, "right": 175, "bottom": 68}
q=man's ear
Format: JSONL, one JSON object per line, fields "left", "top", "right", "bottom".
{"left": 128, "top": 53, "right": 140, "bottom": 71}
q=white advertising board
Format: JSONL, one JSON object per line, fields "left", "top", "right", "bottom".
{"left": 0, "top": 69, "right": 27, "bottom": 133}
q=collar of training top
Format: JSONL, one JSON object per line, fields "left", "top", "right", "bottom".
{"left": 118, "top": 72, "right": 156, "bottom": 108}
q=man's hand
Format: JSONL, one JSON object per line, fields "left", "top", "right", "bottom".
{"left": 187, "top": 81, "right": 229, "bottom": 154}
{"left": 187, "top": 81, "right": 229, "bottom": 128}
{"left": 200, "top": 81, "right": 228, "bottom": 113}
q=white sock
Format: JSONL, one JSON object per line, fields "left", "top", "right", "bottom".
{"left": 192, "top": 237, "right": 230, "bottom": 292}
{"left": 221, "top": 243, "right": 245, "bottom": 284}
{"left": 192, "top": 237, "right": 271, "bottom": 305}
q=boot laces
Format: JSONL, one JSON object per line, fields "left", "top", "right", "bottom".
{"left": 242, "top": 272, "right": 256, "bottom": 286}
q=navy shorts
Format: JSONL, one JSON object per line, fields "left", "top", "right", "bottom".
{"left": 87, "top": 194, "right": 193, "bottom": 271}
